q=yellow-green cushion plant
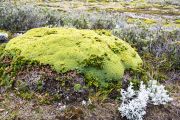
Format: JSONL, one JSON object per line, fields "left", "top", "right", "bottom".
{"left": 5, "top": 27, "right": 142, "bottom": 86}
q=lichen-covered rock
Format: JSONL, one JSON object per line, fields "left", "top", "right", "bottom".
{"left": 5, "top": 27, "right": 142, "bottom": 85}
{"left": 0, "top": 32, "right": 8, "bottom": 43}
{"left": 0, "top": 30, "right": 12, "bottom": 43}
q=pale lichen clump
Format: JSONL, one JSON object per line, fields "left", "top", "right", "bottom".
{"left": 0, "top": 30, "right": 11, "bottom": 43}
{"left": 5, "top": 27, "right": 142, "bottom": 83}
{"left": 119, "top": 80, "right": 173, "bottom": 120}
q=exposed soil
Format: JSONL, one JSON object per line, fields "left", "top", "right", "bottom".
{"left": 0, "top": 90, "right": 180, "bottom": 120}
{"left": 15, "top": 65, "right": 89, "bottom": 104}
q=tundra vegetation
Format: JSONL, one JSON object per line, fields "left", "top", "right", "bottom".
{"left": 0, "top": 0, "right": 179, "bottom": 120}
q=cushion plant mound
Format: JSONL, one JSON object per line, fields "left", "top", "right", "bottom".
{"left": 5, "top": 27, "right": 142, "bottom": 85}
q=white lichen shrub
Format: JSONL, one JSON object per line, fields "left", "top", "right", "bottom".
{"left": 119, "top": 99, "right": 146, "bottom": 120}
{"left": 119, "top": 82, "right": 149, "bottom": 120}
{"left": 119, "top": 80, "right": 172, "bottom": 120}
{"left": 121, "top": 82, "right": 135, "bottom": 101}
{"left": 147, "top": 80, "right": 173, "bottom": 105}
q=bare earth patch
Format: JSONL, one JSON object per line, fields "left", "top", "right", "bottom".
{"left": 0, "top": 90, "right": 180, "bottom": 120}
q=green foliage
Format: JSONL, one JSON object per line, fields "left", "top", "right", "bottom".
{"left": 73, "top": 18, "right": 89, "bottom": 29}
{"left": 0, "top": 74, "right": 13, "bottom": 88}
{"left": 0, "top": 3, "right": 48, "bottom": 32}
{"left": 175, "top": 19, "right": 180, "bottom": 24}
{"left": 0, "top": 44, "right": 6, "bottom": 56}
{"left": 74, "top": 84, "right": 82, "bottom": 92}
{"left": 17, "top": 91, "right": 34, "bottom": 100}
{"left": 113, "top": 26, "right": 180, "bottom": 72}
{"left": 95, "top": 29, "right": 112, "bottom": 36}
{"left": 0, "top": 3, "right": 116, "bottom": 32}
{"left": 5, "top": 28, "right": 142, "bottom": 87}
{"left": 16, "top": 80, "right": 29, "bottom": 92}
{"left": 37, "top": 80, "right": 44, "bottom": 92}
{"left": 38, "top": 93, "right": 52, "bottom": 105}
{"left": 82, "top": 54, "right": 105, "bottom": 69}
{"left": 0, "top": 47, "right": 39, "bottom": 90}
{"left": 92, "top": 19, "right": 115, "bottom": 29}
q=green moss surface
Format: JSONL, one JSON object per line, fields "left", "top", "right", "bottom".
{"left": 5, "top": 27, "right": 142, "bottom": 83}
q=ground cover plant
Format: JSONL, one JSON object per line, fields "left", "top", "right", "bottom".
{"left": 5, "top": 28, "right": 142, "bottom": 84}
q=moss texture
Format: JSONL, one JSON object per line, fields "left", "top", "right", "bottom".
{"left": 5, "top": 27, "right": 142, "bottom": 83}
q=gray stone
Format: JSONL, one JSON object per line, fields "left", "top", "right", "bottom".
{"left": 0, "top": 33, "right": 8, "bottom": 43}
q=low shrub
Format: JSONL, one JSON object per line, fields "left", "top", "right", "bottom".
{"left": 0, "top": 3, "right": 119, "bottom": 32}
{"left": 119, "top": 80, "right": 172, "bottom": 120}
{"left": 146, "top": 0, "right": 180, "bottom": 6}
{"left": 112, "top": 24, "right": 180, "bottom": 71}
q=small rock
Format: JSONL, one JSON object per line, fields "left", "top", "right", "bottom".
{"left": 13, "top": 33, "right": 23, "bottom": 37}
{"left": 0, "top": 33, "right": 8, "bottom": 43}
{"left": 59, "top": 105, "right": 66, "bottom": 111}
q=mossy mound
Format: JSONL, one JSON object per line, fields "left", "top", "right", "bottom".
{"left": 5, "top": 28, "right": 142, "bottom": 86}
